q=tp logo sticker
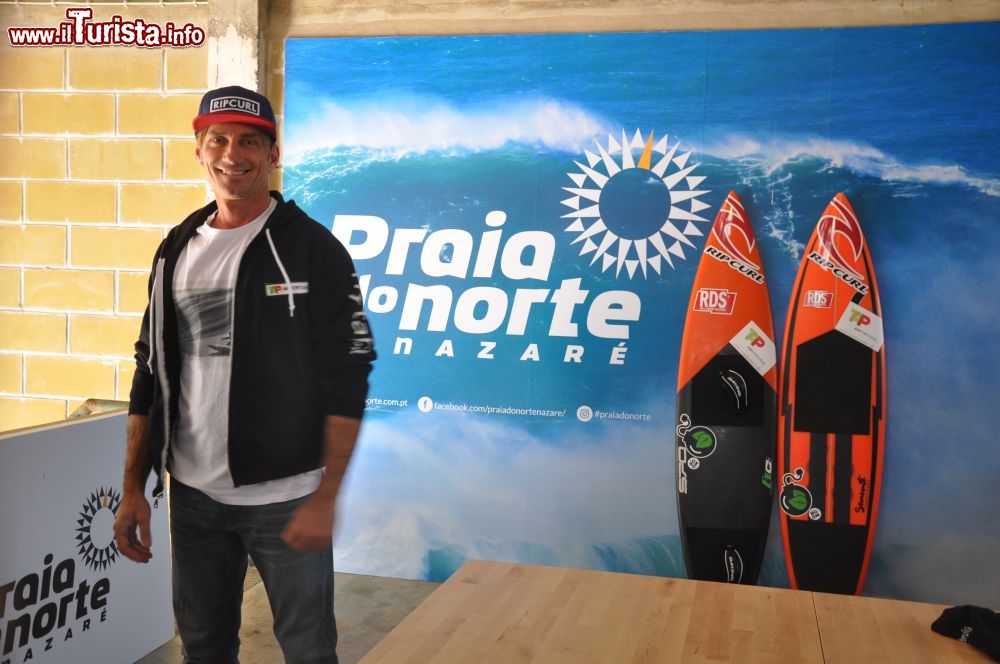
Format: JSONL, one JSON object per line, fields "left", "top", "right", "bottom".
{"left": 835, "top": 303, "right": 884, "bottom": 351}
{"left": 730, "top": 321, "right": 776, "bottom": 376}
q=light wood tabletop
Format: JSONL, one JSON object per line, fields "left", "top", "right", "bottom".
{"left": 359, "top": 559, "right": 990, "bottom": 663}
{"left": 812, "top": 590, "right": 991, "bottom": 663}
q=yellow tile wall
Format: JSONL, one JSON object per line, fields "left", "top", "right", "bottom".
{"left": 0, "top": 181, "right": 22, "bottom": 221}
{"left": 0, "top": 49, "right": 65, "bottom": 90}
{"left": 0, "top": 311, "right": 67, "bottom": 352}
{"left": 22, "top": 93, "right": 115, "bottom": 135}
{"left": 0, "top": 224, "right": 66, "bottom": 266}
{"left": 166, "top": 138, "right": 204, "bottom": 180}
{"left": 0, "top": 137, "right": 67, "bottom": 179}
{"left": 0, "top": 397, "right": 67, "bottom": 431}
{"left": 0, "top": 267, "right": 19, "bottom": 307}
{"left": 26, "top": 355, "right": 115, "bottom": 399}
{"left": 69, "top": 49, "right": 163, "bottom": 91}
{"left": 121, "top": 183, "right": 207, "bottom": 225}
{"left": 0, "top": 354, "right": 22, "bottom": 393}
{"left": 0, "top": 92, "right": 18, "bottom": 133}
{"left": 72, "top": 226, "right": 163, "bottom": 269}
{"left": 26, "top": 181, "right": 117, "bottom": 223}
{"left": 166, "top": 48, "right": 208, "bottom": 90}
{"left": 118, "top": 271, "right": 150, "bottom": 314}
{"left": 70, "top": 314, "right": 141, "bottom": 357}
{"left": 0, "top": 4, "right": 209, "bottom": 431}
{"left": 70, "top": 139, "right": 163, "bottom": 181}
{"left": 23, "top": 268, "right": 114, "bottom": 311}
{"left": 119, "top": 94, "right": 202, "bottom": 136}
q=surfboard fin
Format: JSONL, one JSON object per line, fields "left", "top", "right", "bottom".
{"left": 719, "top": 369, "right": 749, "bottom": 414}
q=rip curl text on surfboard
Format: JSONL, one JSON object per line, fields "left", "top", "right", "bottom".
{"left": 806, "top": 251, "right": 869, "bottom": 294}
{"left": 704, "top": 246, "right": 765, "bottom": 284}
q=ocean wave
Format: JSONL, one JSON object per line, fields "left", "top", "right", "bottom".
{"left": 284, "top": 95, "right": 608, "bottom": 166}
{"left": 705, "top": 134, "right": 1000, "bottom": 198}
{"left": 332, "top": 407, "right": 677, "bottom": 581}
{"left": 285, "top": 107, "right": 1000, "bottom": 202}
{"left": 423, "top": 535, "right": 685, "bottom": 583}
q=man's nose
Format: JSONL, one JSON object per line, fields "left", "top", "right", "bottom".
{"left": 222, "top": 140, "right": 242, "bottom": 161}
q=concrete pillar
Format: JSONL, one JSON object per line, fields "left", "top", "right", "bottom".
{"left": 206, "top": 0, "right": 263, "bottom": 90}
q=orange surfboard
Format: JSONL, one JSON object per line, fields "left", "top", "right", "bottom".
{"left": 778, "top": 193, "right": 886, "bottom": 595}
{"left": 676, "top": 191, "right": 776, "bottom": 584}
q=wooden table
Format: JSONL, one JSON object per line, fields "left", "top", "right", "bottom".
{"left": 359, "top": 560, "right": 990, "bottom": 663}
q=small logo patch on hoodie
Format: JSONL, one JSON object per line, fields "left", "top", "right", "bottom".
{"left": 265, "top": 282, "right": 309, "bottom": 296}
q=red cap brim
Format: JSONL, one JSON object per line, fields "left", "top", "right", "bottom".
{"left": 193, "top": 112, "right": 277, "bottom": 139}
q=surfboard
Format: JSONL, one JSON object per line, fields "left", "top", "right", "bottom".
{"left": 778, "top": 193, "right": 886, "bottom": 595}
{"left": 676, "top": 191, "right": 777, "bottom": 585}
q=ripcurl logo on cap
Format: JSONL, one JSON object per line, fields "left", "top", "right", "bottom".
{"left": 193, "top": 86, "right": 276, "bottom": 138}
{"left": 209, "top": 96, "right": 262, "bottom": 117}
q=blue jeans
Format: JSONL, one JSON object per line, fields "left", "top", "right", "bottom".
{"left": 169, "top": 478, "right": 338, "bottom": 664}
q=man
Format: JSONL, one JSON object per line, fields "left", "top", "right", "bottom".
{"left": 112, "top": 85, "right": 375, "bottom": 664}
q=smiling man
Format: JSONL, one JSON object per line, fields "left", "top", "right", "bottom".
{"left": 113, "top": 86, "right": 375, "bottom": 664}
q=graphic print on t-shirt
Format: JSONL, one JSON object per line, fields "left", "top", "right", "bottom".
{"left": 175, "top": 287, "right": 233, "bottom": 357}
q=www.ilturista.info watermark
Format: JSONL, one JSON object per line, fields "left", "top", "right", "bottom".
{"left": 7, "top": 8, "right": 205, "bottom": 48}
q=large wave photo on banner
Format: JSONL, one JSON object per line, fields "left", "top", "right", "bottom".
{"left": 284, "top": 23, "right": 1000, "bottom": 606}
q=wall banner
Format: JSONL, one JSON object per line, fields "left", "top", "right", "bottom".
{"left": 285, "top": 24, "right": 1000, "bottom": 606}
{"left": 0, "top": 413, "right": 172, "bottom": 664}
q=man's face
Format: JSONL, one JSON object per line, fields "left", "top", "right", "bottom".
{"left": 196, "top": 123, "right": 279, "bottom": 203}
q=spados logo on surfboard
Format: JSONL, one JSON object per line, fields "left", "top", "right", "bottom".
{"left": 779, "top": 468, "right": 822, "bottom": 520}
{"left": 675, "top": 414, "right": 718, "bottom": 494}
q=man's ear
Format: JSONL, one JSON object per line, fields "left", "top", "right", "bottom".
{"left": 269, "top": 143, "right": 281, "bottom": 170}
{"left": 195, "top": 145, "right": 204, "bottom": 166}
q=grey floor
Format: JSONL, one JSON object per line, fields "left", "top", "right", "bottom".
{"left": 136, "top": 566, "right": 439, "bottom": 664}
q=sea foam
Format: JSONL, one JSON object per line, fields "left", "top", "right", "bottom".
{"left": 284, "top": 95, "right": 607, "bottom": 166}
{"left": 705, "top": 134, "right": 1000, "bottom": 198}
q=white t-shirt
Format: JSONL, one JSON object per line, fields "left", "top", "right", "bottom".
{"left": 170, "top": 198, "right": 322, "bottom": 505}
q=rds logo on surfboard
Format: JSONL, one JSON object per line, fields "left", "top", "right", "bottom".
{"left": 694, "top": 288, "right": 736, "bottom": 315}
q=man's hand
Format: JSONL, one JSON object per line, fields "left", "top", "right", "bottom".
{"left": 281, "top": 416, "right": 361, "bottom": 551}
{"left": 281, "top": 492, "right": 336, "bottom": 551}
{"left": 117, "top": 413, "right": 153, "bottom": 563}
{"left": 114, "top": 491, "right": 153, "bottom": 563}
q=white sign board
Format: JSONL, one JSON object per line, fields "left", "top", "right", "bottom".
{"left": 0, "top": 411, "right": 173, "bottom": 664}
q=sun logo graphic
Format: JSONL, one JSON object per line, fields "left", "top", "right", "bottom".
{"left": 75, "top": 486, "right": 122, "bottom": 572}
{"left": 560, "top": 129, "right": 710, "bottom": 279}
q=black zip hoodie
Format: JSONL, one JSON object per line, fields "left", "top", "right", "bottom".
{"left": 129, "top": 192, "right": 375, "bottom": 497}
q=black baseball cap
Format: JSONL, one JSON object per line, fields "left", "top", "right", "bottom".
{"left": 193, "top": 85, "right": 277, "bottom": 139}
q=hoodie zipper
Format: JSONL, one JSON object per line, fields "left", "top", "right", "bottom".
{"left": 152, "top": 256, "right": 172, "bottom": 498}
